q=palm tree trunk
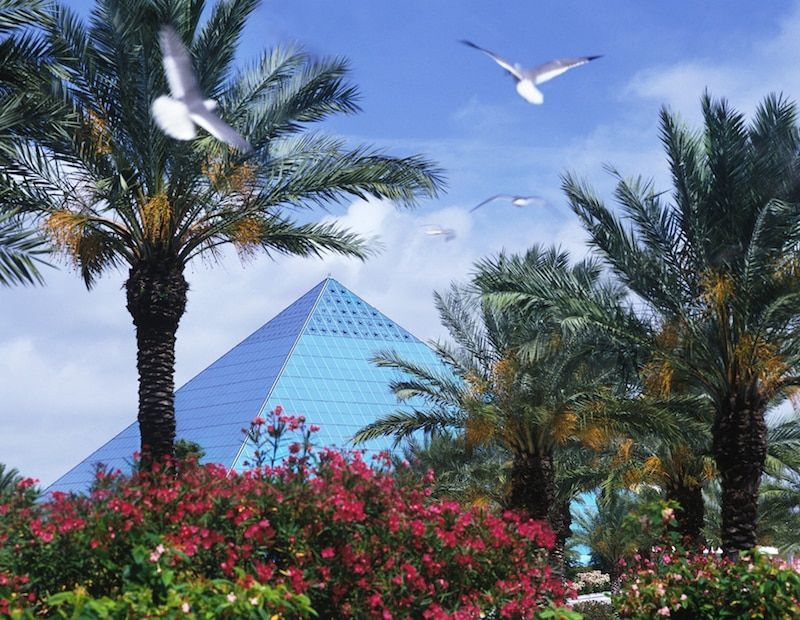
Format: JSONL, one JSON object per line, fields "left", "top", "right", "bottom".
{"left": 509, "top": 450, "right": 555, "bottom": 521}
{"left": 548, "top": 497, "right": 572, "bottom": 579}
{"left": 666, "top": 481, "right": 705, "bottom": 547}
{"left": 508, "top": 450, "right": 568, "bottom": 575}
{"left": 125, "top": 258, "right": 188, "bottom": 469}
{"left": 712, "top": 395, "right": 768, "bottom": 554}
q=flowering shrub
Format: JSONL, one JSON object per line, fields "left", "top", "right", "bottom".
{"left": 573, "top": 570, "right": 611, "bottom": 595}
{"left": 0, "top": 408, "right": 571, "bottom": 618}
{"left": 614, "top": 501, "right": 800, "bottom": 619}
{"left": 614, "top": 550, "right": 800, "bottom": 619}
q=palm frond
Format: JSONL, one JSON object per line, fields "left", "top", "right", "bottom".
{"left": 0, "top": 208, "right": 49, "bottom": 285}
{"left": 353, "top": 408, "right": 465, "bottom": 446}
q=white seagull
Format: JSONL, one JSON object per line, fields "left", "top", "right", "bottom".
{"left": 422, "top": 225, "right": 456, "bottom": 242}
{"left": 152, "top": 26, "right": 252, "bottom": 152}
{"left": 460, "top": 40, "right": 601, "bottom": 105}
{"left": 470, "top": 194, "right": 546, "bottom": 213}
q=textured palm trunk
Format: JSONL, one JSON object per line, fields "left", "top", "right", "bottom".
{"left": 125, "top": 258, "right": 188, "bottom": 469}
{"left": 508, "top": 450, "right": 554, "bottom": 520}
{"left": 508, "top": 450, "right": 568, "bottom": 575}
{"left": 548, "top": 497, "right": 572, "bottom": 579}
{"left": 666, "top": 481, "right": 705, "bottom": 547}
{"left": 712, "top": 394, "right": 767, "bottom": 554}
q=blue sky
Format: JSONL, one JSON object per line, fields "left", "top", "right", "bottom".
{"left": 3, "top": 0, "right": 800, "bottom": 484}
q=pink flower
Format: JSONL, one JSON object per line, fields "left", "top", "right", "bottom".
{"left": 226, "top": 592, "right": 236, "bottom": 603}
{"left": 321, "top": 547, "right": 335, "bottom": 559}
{"left": 181, "top": 603, "right": 190, "bottom": 613}
{"left": 657, "top": 606, "right": 671, "bottom": 616}
{"left": 252, "top": 416, "right": 265, "bottom": 426}
{"left": 661, "top": 507, "right": 674, "bottom": 522}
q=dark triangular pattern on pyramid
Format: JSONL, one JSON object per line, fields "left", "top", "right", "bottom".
{"left": 48, "top": 278, "right": 441, "bottom": 493}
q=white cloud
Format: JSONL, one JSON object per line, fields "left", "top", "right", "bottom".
{"left": 628, "top": 3, "right": 800, "bottom": 118}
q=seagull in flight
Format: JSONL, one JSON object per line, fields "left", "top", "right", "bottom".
{"left": 460, "top": 40, "right": 601, "bottom": 104}
{"left": 152, "top": 26, "right": 252, "bottom": 152}
{"left": 470, "top": 194, "right": 546, "bottom": 213}
{"left": 422, "top": 225, "right": 456, "bottom": 242}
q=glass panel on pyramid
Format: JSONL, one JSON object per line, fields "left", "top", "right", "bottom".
{"left": 47, "top": 278, "right": 443, "bottom": 494}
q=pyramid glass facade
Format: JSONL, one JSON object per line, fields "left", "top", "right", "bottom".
{"left": 48, "top": 278, "right": 443, "bottom": 494}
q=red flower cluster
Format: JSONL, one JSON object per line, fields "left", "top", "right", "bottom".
{"left": 0, "top": 409, "right": 568, "bottom": 617}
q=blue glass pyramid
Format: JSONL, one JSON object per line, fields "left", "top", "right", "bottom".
{"left": 48, "top": 278, "right": 442, "bottom": 493}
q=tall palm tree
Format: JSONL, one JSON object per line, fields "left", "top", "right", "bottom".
{"left": 0, "top": 0, "right": 64, "bottom": 285}
{"left": 486, "top": 94, "right": 800, "bottom": 553}
{"left": 1, "top": 0, "right": 443, "bottom": 467}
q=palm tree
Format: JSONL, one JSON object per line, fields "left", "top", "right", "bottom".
{"left": 0, "top": 0, "right": 64, "bottom": 285}
{"left": 572, "top": 491, "right": 642, "bottom": 584}
{"left": 563, "top": 429, "right": 714, "bottom": 547}
{"left": 357, "top": 247, "right": 690, "bottom": 572}
{"left": 1, "top": 0, "right": 443, "bottom": 467}
{"left": 754, "top": 413, "right": 800, "bottom": 553}
{"left": 486, "top": 94, "right": 800, "bottom": 553}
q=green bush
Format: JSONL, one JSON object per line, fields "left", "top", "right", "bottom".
{"left": 571, "top": 600, "right": 618, "bottom": 620}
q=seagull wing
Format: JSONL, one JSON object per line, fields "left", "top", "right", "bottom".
{"left": 189, "top": 107, "right": 252, "bottom": 152}
{"left": 469, "top": 194, "right": 511, "bottom": 212}
{"left": 531, "top": 55, "right": 602, "bottom": 85}
{"left": 159, "top": 26, "right": 202, "bottom": 100}
{"left": 460, "top": 40, "right": 523, "bottom": 80}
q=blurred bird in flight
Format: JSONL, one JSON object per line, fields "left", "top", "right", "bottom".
{"left": 422, "top": 225, "right": 456, "bottom": 242}
{"left": 469, "top": 194, "right": 547, "bottom": 213}
{"left": 460, "top": 40, "right": 601, "bottom": 104}
{"left": 152, "top": 26, "right": 252, "bottom": 152}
